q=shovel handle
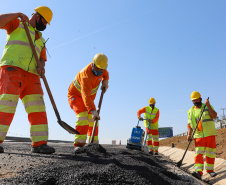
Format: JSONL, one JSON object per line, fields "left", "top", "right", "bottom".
{"left": 90, "top": 88, "right": 105, "bottom": 143}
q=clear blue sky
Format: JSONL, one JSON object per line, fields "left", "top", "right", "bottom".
{"left": 1, "top": 0, "right": 226, "bottom": 144}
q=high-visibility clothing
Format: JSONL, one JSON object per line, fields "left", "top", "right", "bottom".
{"left": 137, "top": 106, "right": 160, "bottom": 152}
{"left": 68, "top": 96, "right": 99, "bottom": 147}
{"left": 0, "top": 66, "right": 48, "bottom": 147}
{"left": 68, "top": 63, "right": 109, "bottom": 112}
{"left": 187, "top": 104, "right": 217, "bottom": 175}
{"left": 137, "top": 106, "right": 159, "bottom": 129}
{"left": 0, "top": 19, "right": 47, "bottom": 61}
{"left": 194, "top": 136, "right": 216, "bottom": 175}
{"left": 146, "top": 128, "right": 159, "bottom": 152}
{"left": 0, "top": 22, "right": 45, "bottom": 75}
{"left": 187, "top": 103, "right": 217, "bottom": 138}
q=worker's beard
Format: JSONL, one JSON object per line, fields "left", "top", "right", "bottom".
{"left": 149, "top": 104, "right": 155, "bottom": 109}
{"left": 36, "top": 19, "right": 46, "bottom": 31}
{"left": 194, "top": 101, "right": 202, "bottom": 107}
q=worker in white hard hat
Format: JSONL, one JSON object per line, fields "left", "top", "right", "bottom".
{"left": 68, "top": 53, "right": 109, "bottom": 153}
{"left": 0, "top": 6, "right": 55, "bottom": 154}
{"left": 187, "top": 91, "right": 217, "bottom": 180}
{"left": 137, "top": 97, "right": 160, "bottom": 155}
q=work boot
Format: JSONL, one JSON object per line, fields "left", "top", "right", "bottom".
{"left": 149, "top": 150, "right": 153, "bottom": 155}
{"left": 154, "top": 151, "right": 158, "bottom": 155}
{"left": 31, "top": 144, "right": 55, "bottom": 154}
{"left": 0, "top": 145, "right": 4, "bottom": 153}
{"left": 209, "top": 172, "right": 217, "bottom": 177}
{"left": 192, "top": 171, "right": 202, "bottom": 180}
{"left": 74, "top": 145, "right": 82, "bottom": 153}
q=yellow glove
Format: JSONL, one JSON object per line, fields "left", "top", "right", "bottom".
{"left": 101, "top": 80, "right": 108, "bottom": 92}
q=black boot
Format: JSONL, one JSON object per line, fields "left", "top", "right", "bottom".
{"left": 31, "top": 144, "right": 55, "bottom": 154}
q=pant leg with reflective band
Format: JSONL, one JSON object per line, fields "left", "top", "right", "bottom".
{"left": 205, "top": 136, "right": 216, "bottom": 173}
{"left": 87, "top": 113, "right": 99, "bottom": 143}
{"left": 68, "top": 96, "right": 90, "bottom": 147}
{"left": 0, "top": 66, "right": 20, "bottom": 143}
{"left": 146, "top": 128, "right": 159, "bottom": 152}
{"left": 0, "top": 66, "right": 48, "bottom": 146}
{"left": 194, "top": 136, "right": 216, "bottom": 175}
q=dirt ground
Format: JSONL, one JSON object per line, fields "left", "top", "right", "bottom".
{"left": 159, "top": 128, "right": 226, "bottom": 160}
{"left": 0, "top": 142, "right": 205, "bottom": 185}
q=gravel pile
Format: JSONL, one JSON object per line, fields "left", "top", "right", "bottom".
{"left": 0, "top": 143, "right": 203, "bottom": 185}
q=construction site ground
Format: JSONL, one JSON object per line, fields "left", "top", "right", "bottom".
{"left": 0, "top": 142, "right": 206, "bottom": 185}
{"left": 0, "top": 128, "right": 225, "bottom": 185}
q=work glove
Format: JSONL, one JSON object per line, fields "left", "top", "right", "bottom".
{"left": 101, "top": 80, "right": 108, "bottom": 92}
{"left": 138, "top": 116, "right": 143, "bottom": 121}
{"left": 147, "top": 119, "right": 152, "bottom": 124}
{"left": 90, "top": 110, "right": 100, "bottom": 120}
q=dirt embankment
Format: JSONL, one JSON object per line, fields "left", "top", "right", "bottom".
{"left": 160, "top": 128, "right": 226, "bottom": 160}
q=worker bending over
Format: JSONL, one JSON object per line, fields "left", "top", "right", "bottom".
{"left": 187, "top": 91, "right": 217, "bottom": 179}
{"left": 68, "top": 53, "right": 109, "bottom": 152}
{"left": 0, "top": 6, "right": 55, "bottom": 154}
{"left": 137, "top": 97, "right": 160, "bottom": 155}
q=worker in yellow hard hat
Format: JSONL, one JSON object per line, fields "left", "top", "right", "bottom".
{"left": 0, "top": 6, "right": 55, "bottom": 154}
{"left": 187, "top": 91, "right": 218, "bottom": 179}
{"left": 137, "top": 97, "right": 160, "bottom": 155}
{"left": 68, "top": 53, "right": 109, "bottom": 153}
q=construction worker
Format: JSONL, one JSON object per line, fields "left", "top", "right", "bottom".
{"left": 0, "top": 6, "right": 55, "bottom": 154}
{"left": 68, "top": 53, "right": 109, "bottom": 152}
{"left": 187, "top": 91, "right": 217, "bottom": 179}
{"left": 137, "top": 97, "right": 160, "bottom": 155}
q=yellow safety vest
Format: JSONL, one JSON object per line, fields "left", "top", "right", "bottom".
{"left": 143, "top": 106, "right": 159, "bottom": 130}
{"left": 187, "top": 103, "right": 217, "bottom": 138}
{"left": 0, "top": 22, "right": 45, "bottom": 75}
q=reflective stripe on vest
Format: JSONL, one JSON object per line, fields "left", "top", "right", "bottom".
{"left": 73, "top": 79, "right": 99, "bottom": 95}
{"left": 0, "top": 22, "right": 45, "bottom": 75}
{"left": 188, "top": 104, "right": 217, "bottom": 138}
{"left": 143, "top": 106, "right": 159, "bottom": 129}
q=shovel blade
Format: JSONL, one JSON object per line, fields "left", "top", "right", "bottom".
{"left": 177, "top": 160, "right": 183, "bottom": 168}
{"left": 58, "top": 120, "right": 80, "bottom": 134}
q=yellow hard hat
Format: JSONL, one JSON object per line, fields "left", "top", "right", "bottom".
{"left": 34, "top": 6, "right": 53, "bottom": 25}
{"left": 149, "top": 97, "right": 155, "bottom": 104}
{"left": 191, "top": 91, "right": 201, "bottom": 100}
{"left": 93, "top": 53, "right": 108, "bottom": 70}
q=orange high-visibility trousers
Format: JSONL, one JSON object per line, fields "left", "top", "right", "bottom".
{"left": 194, "top": 135, "right": 216, "bottom": 175}
{"left": 146, "top": 128, "right": 159, "bottom": 152}
{"left": 0, "top": 66, "right": 48, "bottom": 147}
{"left": 68, "top": 96, "right": 99, "bottom": 147}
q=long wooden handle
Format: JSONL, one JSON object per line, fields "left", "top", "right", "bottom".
{"left": 90, "top": 88, "right": 105, "bottom": 143}
{"left": 24, "top": 24, "right": 79, "bottom": 134}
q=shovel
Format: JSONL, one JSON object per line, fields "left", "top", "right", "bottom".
{"left": 24, "top": 24, "right": 79, "bottom": 134}
{"left": 90, "top": 88, "right": 105, "bottom": 143}
{"left": 177, "top": 97, "right": 209, "bottom": 167}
